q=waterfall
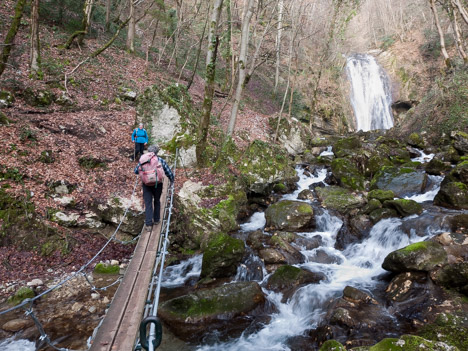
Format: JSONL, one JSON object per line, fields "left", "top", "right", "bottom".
{"left": 346, "top": 54, "right": 394, "bottom": 131}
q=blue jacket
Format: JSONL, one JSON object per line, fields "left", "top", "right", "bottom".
{"left": 132, "top": 128, "right": 148, "bottom": 144}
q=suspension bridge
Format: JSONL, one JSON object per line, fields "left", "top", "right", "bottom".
{"left": 0, "top": 152, "right": 178, "bottom": 351}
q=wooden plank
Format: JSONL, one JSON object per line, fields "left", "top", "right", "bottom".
{"left": 90, "top": 181, "right": 167, "bottom": 351}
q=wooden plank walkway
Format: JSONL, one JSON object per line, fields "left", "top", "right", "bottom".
{"left": 90, "top": 181, "right": 167, "bottom": 351}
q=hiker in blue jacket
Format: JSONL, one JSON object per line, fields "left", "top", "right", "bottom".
{"left": 131, "top": 123, "right": 148, "bottom": 160}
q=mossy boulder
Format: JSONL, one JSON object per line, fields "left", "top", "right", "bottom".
{"left": 316, "top": 186, "right": 365, "bottom": 213}
{"left": 434, "top": 180, "right": 468, "bottom": 210}
{"left": 266, "top": 265, "right": 325, "bottom": 296}
{"left": 451, "top": 130, "right": 468, "bottom": 155}
{"left": 383, "top": 199, "right": 423, "bottom": 217}
{"left": 368, "top": 189, "right": 395, "bottom": 202}
{"left": 450, "top": 161, "right": 468, "bottom": 184}
{"left": 425, "top": 158, "right": 452, "bottom": 175}
{"left": 361, "top": 199, "right": 382, "bottom": 214}
{"left": 419, "top": 313, "right": 468, "bottom": 351}
{"left": 200, "top": 233, "right": 245, "bottom": 280}
{"left": 407, "top": 132, "right": 425, "bottom": 148}
{"left": 265, "top": 200, "right": 314, "bottom": 231}
{"left": 23, "top": 87, "right": 55, "bottom": 107}
{"left": 7, "top": 287, "right": 35, "bottom": 306}
{"left": 369, "top": 208, "right": 398, "bottom": 223}
{"left": 382, "top": 241, "right": 448, "bottom": 273}
{"left": 331, "top": 158, "right": 365, "bottom": 191}
{"left": 353, "top": 335, "right": 459, "bottom": 351}
{"left": 94, "top": 262, "right": 120, "bottom": 274}
{"left": 158, "top": 281, "right": 265, "bottom": 340}
{"left": 431, "top": 262, "right": 468, "bottom": 293}
{"left": 0, "top": 90, "right": 15, "bottom": 107}
{"left": 332, "top": 136, "right": 362, "bottom": 158}
{"left": 370, "top": 166, "right": 427, "bottom": 198}
{"left": 319, "top": 340, "right": 346, "bottom": 351}
{"left": 95, "top": 196, "right": 144, "bottom": 235}
{"left": 238, "top": 140, "right": 297, "bottom": 195}
{"left": 366, "top": 155, "right": 393, "bottom": 178}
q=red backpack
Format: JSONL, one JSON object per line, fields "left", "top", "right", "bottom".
{"left": 138, "top": 152, "right": 164, "bottom": 186}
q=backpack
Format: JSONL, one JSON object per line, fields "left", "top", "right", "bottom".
{"left": 138, "top": 152, "right": 164, "bottom": 186}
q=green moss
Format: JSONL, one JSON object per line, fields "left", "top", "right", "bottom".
{"left": 94, "top": 262, "right": 120, "bottom": 274}
{"left": 270, "top": 265, "right": 301, "bottom": 281}
{"left": 369, "top": 208, "right": 398, "bottom": 223}
{"left": 364, "top": 335, "right": 461, "bottom": 351}
{"left": 331, "top": 158, "right": 365, "bottom": 191}
{"left": 0, "top": 111, "right": 11, "bottom": 125}
{"left": 418, "top": 313, "right": 467, "bottom": 350}
{"left": 319, "top": 340, "right": 346, "bottom": 351}
{"left": 408, "top": 133, "right": 425, "bottom": 148}
{"left": 273, "top": 183, "right": 287, "bottom": 193}
{"left": 316, "top": 186, "right": 364, "bottom": 213}
{"left": 383, "top": 199, "right": 423, "bottom": 217}
{"left": 7, "top": 286, "right": 35, "bottom": 306}
{"left": 333, "top": 136, "right": 361, "bottom": 158}
{"left": 78, "top": 156, "right": 107, "bottom": 170}
{"left": 368, "top": 189, "right": 395, "bottom": 202}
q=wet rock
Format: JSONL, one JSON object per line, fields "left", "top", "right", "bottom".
{"left": 335, "top": 215, "right": 372, "bottom": 250}
{"left": 315, "top": 186, "right": 365, "bottom": 214}
{"left": 332, "top": 136, "right": 361, "bottom": 158}
{"left": 418, "top": 313, "right": 468, "bottom": 351}
{"left": 318, "top": 340, "right": 346, "bottom": 351}
{"left": 331, "top": 158, "right": 365, "bottom": 191}
{"left": 200, "top": 233, "right": 245, "bottom": 280}
{"left": 370, "top": 166, "right": 428, "bottom": 198}
{"left": 449, "top": 214, "right": 468, "bottom": 233}
{"left": 265, "top": 200, "right": 314, "bottom": 231}
{"left": 385, "top": 272, "right": 431, "bottom": 302}
{"left": 0, "top": 90, "right": 15, "bottom": 107}
{"left": 382, "top": 241, "right": 447, "bottom": 273}
{"left": 158, "top": 281, "right": 265, "bottom": 341}
{"left": 294, "top": 234, "right": 323, "bottom": 250}
{"left": 361, "top": 335, "right": 459, "bottom": 351}
{"left": 368, "top": 189, "right": 395, "bottom": 202}
{"left": 269, "top": 234, "right": 305, "bottom": 264}
{"left": 246, "top": 230, "right": 267, "bottom": 250}
{"left": 407, "top": 132, "right": 425, "bottom": 148}
{"left": 309, "top": 248, "right": 343, "bottom": 264}
{"left": 342, "top": 286, "right": 377, "bottom": 304}
{"left": 425, "top": 158, "right": 452, "bottom": 175}
{"left": 431, "top": 262, "right": 468, "bottom": 293}
{"left": 361, "top": 198, "right": 382, "bottom": 215}
{"left": 2, "top": 319, "right": 33, "bottom": 332}
{"left": 298, "top": 189, "right": 315, "bottom": 201}
{"left": 383, "top": 199, "right": 423, "bottom": 217}
{"left": 258, "top": 248, "right": 286, "bottom": 264}
{"left": 451, "top": 131, "right": 468, "bottom": 155}
{"left": 266, "top": 265, "right": 325, "bottom": 298}
{"left": 434, "top": 180, "right": 468, "bottom": 210}
{"left": 369, "top": 207, "right": 398, "bottom": 224}
{"left": 406, "top": 145, "right": 422, "bottom": 158}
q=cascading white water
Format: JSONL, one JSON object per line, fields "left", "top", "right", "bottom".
{"left": 195, "top": 167, "right": 447, "bottom": 351}
{"left": 346, "top": 54, "right": 394, "bottom": 131}
{"left": 0, "top": 338, "right": 35, "bottom": 351}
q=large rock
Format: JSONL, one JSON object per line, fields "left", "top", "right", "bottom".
{"left": 370, "top": 166, "right": 428, "bottom": 198}
{"left": 316, "top": 186, "right": 365, "bottom": 213}
{"left": 332, "top": 136, "right": 362, "bottom": 158}
{"left": 2, "top": 318, "right": 33, "bottom": 332}
{"left": 96, "top": 196, "right": 144, "bottom": 235}
{"left": 265, "top": 200, "right": 314, "bottom": 231}
{"left": 23, "top": 87, "right": 55, "bottom": 107}
{"left": 158, "top": 281, "right": 265, "bottom": 341}
{"left": 431, "top": 262, "right": 468, "bottom": 294}
{"left": 383, "top": 199, "right": 423, "bottom": 217}
{"left": 238, "top": 140, "right": 298, "bottom": 195}
{"left": 382, "top": 241, "right": 448, "bottom": 273}
{"left": 331, "top": 158, "right": 365, "bottom": 191}
{"left": 434, "top": 180, "right": 468, "bottom": 210}
{"left": 199, "top": 233, "right": 245, "bottom": 280}
{"left": 451, "top": 131, "right": 468, "bottom": 155}
{"left": 356, "top": 335, "right": 460, "bottom": 351}
{"left": 267, "top": 265, "right": 325, "bottom": 301}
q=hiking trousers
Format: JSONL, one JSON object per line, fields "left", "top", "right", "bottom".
{"left": 142, "top": 182, "right": 163, "bottom": 226}
{"left": 134, "top": 142, "right": 145, "bottom": 160}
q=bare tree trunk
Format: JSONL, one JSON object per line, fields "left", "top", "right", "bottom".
{"left": 449, "top": 0, "right": 468, "bottom": 63}
{"left": 187, "top": 9, "right": 209, "bottom": 89}
{"left": 30, "top": 0, "right": 42, "bottom": 78}
{"left": 274, "top": 0, "right": 284, "bottom": 93}
{"left": 429, "top": 0, "right": 451, "bottom": 67}
{"left": 227, "top": 0, "right": 255, "bottom": 137}
{"left": 0, "top": 0, "right": 27, "bottom": 77}
{"left": 78, "top": 0, "right": 95, "bottom": 46}
{"left": 454, "top": 0, "right": 468, "bottom": 25}
{"left": 106, "top": 0, "right": 112, "bottom": 31}
{"left": 126, "top": 0, "right": 135, "bottom": 52}
{"left": 196, "top": 0, "right": 224, "bottom": 164}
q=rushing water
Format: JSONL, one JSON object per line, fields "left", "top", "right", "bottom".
{"left": 194, "top": 166, "right": 447, "bottom": 351}
{"left": 0, "top": 338, "right": 35, "bottom": 351}
{"left": 346, "top": 54, "right": 394, "bottom": 131}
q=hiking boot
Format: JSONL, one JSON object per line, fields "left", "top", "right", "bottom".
{"left": 145, "top": 225, "right": 153, "bottom": 233}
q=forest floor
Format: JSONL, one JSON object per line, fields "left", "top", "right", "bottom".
{"left": 0, "top": 0, "right": 278, "bottom": 295}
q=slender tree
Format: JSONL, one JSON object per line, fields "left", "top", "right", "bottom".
{"left": 196, "top": 0, "right": 224, "bottom": 164}
{"left": 274, "top": 0, "right": 284, "bottom": 93}
{"left": 64, "top": 0, "right": 95, "bottom": 48}
{"left": 0, "top": 0, "right": 27, "bottom": 77}
{"left": 30, "top": 0, "right": 42, "bottom": 78}
{"left": 429, "top": 0, "right": 451, "bottom": 67}
{"left": 227, "top": 0, "right": 255, "bottom": 136}
{"left": 127, "top": 0, "right": 136, "bottom": 52}
{"left": 106, "top": 0, "right": 112, "bottom": 31}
